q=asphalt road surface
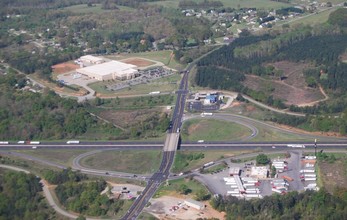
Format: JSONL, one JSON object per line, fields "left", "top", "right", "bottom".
{"left": 121, "top": 69, "right": 191, "bottom": 219}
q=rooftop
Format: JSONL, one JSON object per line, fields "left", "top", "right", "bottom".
{"left": 77, "top": 60, "right": 137, "bottom": 76}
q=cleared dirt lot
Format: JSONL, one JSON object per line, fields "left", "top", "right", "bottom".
{"left": 120, "top": 57, "right": 156, "bottom": 67}
{"left": 145, "top": 195, "right": 225, "bottom": 220}
{"left": 242, "top": 61, "right": 324, "bottom": 106}
{"left": 52, "top": 62, "right": 79, "bottom": 74}
{"left": 319, "top": 159, "right": 347, "bottom": 194}
{"left": 97, "top": 109, "right": 162, "bottom": 129}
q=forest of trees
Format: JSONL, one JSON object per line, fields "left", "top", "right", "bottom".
{"left": 55, "top": 178, "right": 127, "bottom": 217}
{"left": 0, "top": 170, "right": 52, "bottom": 219}
{"left": 194, "top": 20, "right": 347, "bottom": 134}
{"left": 211, "top": 189, "right": 347, "bottom": 220}
{"left": 0, "top": 0, "right": 215, "bottom": 75}
{"left": 43, "top": 168, "right": 87, "bottom": 184}
{"left": 0, "top": 72, "right": 123, "bottom": 140}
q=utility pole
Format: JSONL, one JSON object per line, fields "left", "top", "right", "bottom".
{"left": 314, "top": 139, "right": 317, "bottom": 156}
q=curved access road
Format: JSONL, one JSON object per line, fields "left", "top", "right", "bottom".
{"left": 72, "top": 149, "right": 152, "bottom": 181}
{"left": 184, "top": 112, "right": 347, "bottom": 141}
{"left": 0, "top": 164, "right": 100, "bottom": 220}
{"left": 183, "top": 114, "right": 259, "bottom": 141}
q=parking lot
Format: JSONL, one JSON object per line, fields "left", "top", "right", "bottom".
{"left": 105, "top": 67, "right": 174, "bottom": 91}
{"left": 194, "top": 151, "right": 306, "bottom": 199}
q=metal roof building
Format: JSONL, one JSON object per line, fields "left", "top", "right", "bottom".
{"left": 80, "top": 55, "right": 104, "bottom": 64}
{"left": 76, "top": 60, "right": 138, "bottom": 81}
{"left": 184, "top": 199, "right": 205, "bottom": 210}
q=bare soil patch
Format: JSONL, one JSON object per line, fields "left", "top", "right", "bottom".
{"left": 242, "top": 61, "right": 324, "bottom": 106}
{"left": 272, "top": 123, "right": 342, "bottom": 137}
{"left": 339, "top": 52, "right": 347, "bottom": 63}
{"left": 52, "top": 62, "right": 79, "bottom": 74}
{"left": 120, "top": 57, "right": 155, "bottom": 67}
{"left": 97, "top": 109, "right": 160, "bottom": 128}
{"left": 319, "top": 160, "right": 347, "bottom": 193}
{"left": 145, "top": 196, "right": 225, "bottom": 220}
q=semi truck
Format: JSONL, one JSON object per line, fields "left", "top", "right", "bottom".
{"left": 66, "top": 140, "right": 80, "bottom": 144}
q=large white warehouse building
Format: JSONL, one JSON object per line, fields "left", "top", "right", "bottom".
{"left": 76, "top": 60, "right": 138, "bottom": 81}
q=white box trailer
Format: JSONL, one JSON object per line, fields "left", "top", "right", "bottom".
{"left": 66, "top": 140, "right": 80, "bottom": 144}
{"left": 304, "top": 174, "right": 317, "bottom": 177}
{"left": 0, "top": 141, "right": 9, "bottom": 144}
{"left": 244, "top": 194, "right": 263, "bottom": 198}
{"left": 246, "top": 190, "right": 260, "bottom": 194}
{"left": 224, "top": 177, "right": 235, "bottom": 182}
{"left": 307, "top": 183, "right": 317, "bottom": 187}
{"left": 300, "top": 169, "right": 315, "bottom": 173}
{"left": 29, "top": 141, "right": 40, "bottom": 144}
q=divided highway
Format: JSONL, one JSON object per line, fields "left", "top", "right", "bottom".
{"left": 121, "top": 69, "right": 190, "bottom": 219}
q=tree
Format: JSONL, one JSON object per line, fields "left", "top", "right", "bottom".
{"left": 271, "top": 166, "right": 277, "bottom": 177}
{"left": 256, "top": 154, "right": 270, "bottom": 165}
{"left": 195, "top": 189, "right": 211, "bottom": 201}
{"left": 178, "top": 184, "right": 191, "bottom": 195}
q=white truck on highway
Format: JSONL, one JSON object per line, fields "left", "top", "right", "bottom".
{"left": 66, "top": 140, "right": 80, "bottom": 144}
{"left": 29, "top": 141, "right": 40, "bottom": 145}
{"left": 201, "top": 112, "right": 213, "bottom": 117}
{"left": 287, "top": 144, "right": 305, "bottom": 148}
{"left": 149, "top": 91, "right": 160, "bottom": 95}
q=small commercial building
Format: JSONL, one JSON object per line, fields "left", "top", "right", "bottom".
{"left": 80, "top": 55, "right": 104, "bottom": 64}
{"left": 229, "top": 167, "right": 241, "bottom": 176}
{"left": 76, "top": 60, "right": 138, "bottom": 81}
{"left": 184, "top": 199, "right": 205, "bottom": 210}
{"left": 204, "top": 94, "right": 218, "bottom": 105}
{"left": 251, "top": 166, "right": 268, "bottom": 179}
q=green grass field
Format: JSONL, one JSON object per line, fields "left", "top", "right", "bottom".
{"left": 62, "top": 3, "right": 135, "bottom": 14}
{"left": 106, "top": 50, "right": 185, "bottom": 70}
{"left": 62, "top": 4, "right": 106, "bottom": 14}
{"left": 154, "top": 177, "right": 209, "bottom": 198}
{"left": 172, "top": 150, "right": 252, "bottom": 173}
{"left": 181, "top": 118, "right": 252, "bottom": 142}
{"left": 80, "top": 150, "right": 162, "bottom": 174}
{"left": 89, "top": 94, "right": 175, "bottom": 110}
{"left": 88, "top": 74, "right": 181, "bottom": 96}
{"left": 147, "top": 0, "right": 291, "bottom": 10}
{"left": 277, "top": 7, "right": 340, "bottom": 27}
{"left": 15, "top": 149, "right": 89, "bottom": 167}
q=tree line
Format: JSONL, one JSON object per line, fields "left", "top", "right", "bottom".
{"left": 0, "top": 171, "right": 52, "bottom": 219}
{"left": 211, "top": 189, "right": 347, "bottom": 220}
{"left": 0, "top": 73, "right": 122, "bottom": 140}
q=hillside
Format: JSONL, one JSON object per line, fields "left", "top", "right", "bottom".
{"left": 195, "top": 20, "right": 347, "bottom": 134}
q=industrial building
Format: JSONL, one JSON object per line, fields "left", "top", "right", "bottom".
{"left": 250, "top": 166, "right": 268, "bottom": 179}
{"left": 76, "top": 60, "right": 138, "bottom": 81}
{"left": 229, "top": 167, "right": 241, "bottom": 176}
{"left": 79, "top": 55, "right": 104, "bottom": 64}
{"left": 184, "top": 199, "right": 205, "bottom": 210}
